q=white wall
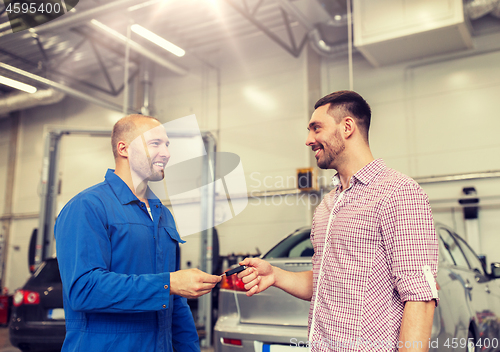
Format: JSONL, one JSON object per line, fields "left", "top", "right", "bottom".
{"left": 321, "top": 31, "right": 500, "bottom": 265}
{"left": 0, "top": 117, "right": 13, "bottom": 217}
{"left": 154, "top": 34, "right": 312, "bottom": 270}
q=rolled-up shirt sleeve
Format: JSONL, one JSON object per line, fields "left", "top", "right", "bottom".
{"left": 380, "top": 181, "right": 439, "bottom": 306}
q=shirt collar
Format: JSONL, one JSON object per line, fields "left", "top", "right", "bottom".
{"left": 105, "top": 169, "right": 160, "bottom": 205}
{"left": 331, "top": 158, "right": 387, "bottom": 188}
{"left": 353, "top": 158, "right": 386, "bottom": 185}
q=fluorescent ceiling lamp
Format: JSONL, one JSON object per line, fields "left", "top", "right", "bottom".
{"left": 0, "top": 22, "right": 12, "bottom": 31}
{"left": 0, "top": 75, "right": 37, "bottom": 93}
{"left": 131, "top": 24, "right": 185, "bottom": 57}
{"left": 89, "top": 19, "right": 188, "bottom": 75}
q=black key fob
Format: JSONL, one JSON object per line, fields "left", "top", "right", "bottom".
{"left": 225, "top": 265, "right": 247, "bottom": 276}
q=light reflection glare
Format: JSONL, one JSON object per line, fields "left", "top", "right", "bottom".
{"left": 243, "top": 86, "right": 276, "bottom": 111}
{"left": 448, "top": 72, "right": 470, "bottom": 88}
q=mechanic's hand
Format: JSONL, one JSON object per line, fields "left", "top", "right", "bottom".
{"left": 237, "top": 257, "right": 275, "bottom": 297}
{"left": 170, "top": 268, "right": 221, "bottom": 299}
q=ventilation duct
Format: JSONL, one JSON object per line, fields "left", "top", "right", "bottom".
{"left": 0, "top": 88, "right": 65, "bottom": 117}
{"left": 275, "top": 0, "right": 352, "bottom": 58}
{"left": 309, "top": 28, "right": 350, "bottom": 57}
{"left": 465, "top": 0, "right": 500, "bottom": 19}
{"left": 291, "top": 0, "right": 500, "bottom": 59}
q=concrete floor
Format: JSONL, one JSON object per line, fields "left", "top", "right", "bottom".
{"left": 0, "top": 326, "right": 214, "bottom": 352}
{"left": 0, "top": 327, "right": 20, "bottom": 352}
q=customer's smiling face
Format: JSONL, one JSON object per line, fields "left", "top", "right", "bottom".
{"left": 306, "top": 104, "right": 345, "bottom": 170}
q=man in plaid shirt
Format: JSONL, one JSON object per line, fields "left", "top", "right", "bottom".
{"left": 239, "top": 91, "right": 439, "bottom": 351}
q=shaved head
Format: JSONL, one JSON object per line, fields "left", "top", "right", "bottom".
{"left": 111, "top": 114, "right": 160, "bottom": 158}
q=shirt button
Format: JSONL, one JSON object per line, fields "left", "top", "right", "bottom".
{"left": 156, "top": 205, "right": 159, "bottom": 208}
{"left": 164, "top": 285, "right": 168, "bottom": 289}
{"left": 162, "top": 304, "right": 166, "bottom": 309}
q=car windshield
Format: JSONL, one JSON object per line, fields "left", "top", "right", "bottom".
{"left": 264, "top": 228, "right": 313, "bottom": 259}
{"left": 29, "top": 259, "right": 62, "bottom": 285}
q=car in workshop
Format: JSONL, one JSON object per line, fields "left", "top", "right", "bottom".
{"left": 9, "top": 257, "right": 65, "bottom": 352}
{"left": 214, "top": 223, "right": 500, "bottom": 352}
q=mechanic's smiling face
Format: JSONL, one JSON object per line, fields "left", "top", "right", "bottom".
{"left": 306, "top": 104, "right": 345, "bottom": 170}
{"left": 128, "top": 121, "right": 170, "bottom": 184}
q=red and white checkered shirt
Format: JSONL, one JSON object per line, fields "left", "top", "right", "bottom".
{"left": 308, "top": 159, "right": 439, "bottom": 352}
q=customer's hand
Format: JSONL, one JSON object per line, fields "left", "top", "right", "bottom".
{"left": 170, "top": 269, "right": 221, "bottom": 299}
{"left": 237, "top": 257, "right": 275, "bottom": 297}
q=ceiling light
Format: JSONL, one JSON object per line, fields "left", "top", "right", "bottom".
{"left": 131, "top": 24, "right": 185, "bottom": 57}
{"left": 0, "top": 22, "right": 11, "bottom": 31}
{"left": 0, "top": 75, "right": 37, "bottom": 93}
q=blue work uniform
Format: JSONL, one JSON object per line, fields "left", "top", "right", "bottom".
{"left": 54, "top": 169, "right": 199, "bottom": 352}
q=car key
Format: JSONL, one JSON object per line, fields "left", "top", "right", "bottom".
{"left": 222, "top": 265, "right": 247, "bottom": 277}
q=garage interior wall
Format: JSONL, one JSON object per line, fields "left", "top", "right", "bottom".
{"left": 2, "top": 18, "right": 500, "bottom": 292}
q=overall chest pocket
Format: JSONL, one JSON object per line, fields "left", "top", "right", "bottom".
{"left": 162, "top": 227, "right": 185, "bottom": 271}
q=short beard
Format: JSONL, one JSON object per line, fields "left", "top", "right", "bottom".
{"left": 147, "top": 167, "right": 165, "bottom": 181}
{"left": 317, "top": 129, "right": 345, "bottom": 169}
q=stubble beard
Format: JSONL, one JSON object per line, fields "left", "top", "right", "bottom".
{"left": 317, "top": 130, "right": 345, "bottom": 170}
{"left": 148, "top": 167, "right": 165, "bottom": 181}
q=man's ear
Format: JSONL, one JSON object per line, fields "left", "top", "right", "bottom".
{"left": 343, "top": 117, "right": 355, "bottom": 139}
{"left": 116, "top": 141, "right": 129, "bottom": 158}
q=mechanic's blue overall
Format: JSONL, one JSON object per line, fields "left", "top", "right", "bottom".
{"left": 55, "top": 169, "right": 198, "bottom": 352}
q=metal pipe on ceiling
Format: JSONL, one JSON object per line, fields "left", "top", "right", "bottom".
{"left": 414, "top": 170, "right": 500, "bottom": 184}
{"left": 141, "top": 60, "right": 153, "bottom": 116}
{"left": 0, "top": 88, "right": 65, "bottom": 117}
{"left": 0, "top": 62, "right": 139, "bottom": 114}
{"left": 465, "top": 0, "right": 500, "bottom": 19}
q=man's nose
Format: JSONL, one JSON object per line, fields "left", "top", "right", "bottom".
{"left": 159, "top": 144, "right": 170, "bottom": 159}
{"left": 305, "top": 131, "right": 315, "bottom": 147}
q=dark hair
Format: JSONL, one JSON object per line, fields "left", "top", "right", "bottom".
{"left": 111, "top": 114, "right": 159, "bottom": 158}
{"left": 314, "top": 90, "right": 371, "bottom": 142}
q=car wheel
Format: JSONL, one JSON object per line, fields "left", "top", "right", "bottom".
{"left": 467, "top": 329, "right": 477, "bottom": 352}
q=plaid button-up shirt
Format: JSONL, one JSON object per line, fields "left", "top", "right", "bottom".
{"left": 308, "top": 159, "right": 439, "bottom": 352}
